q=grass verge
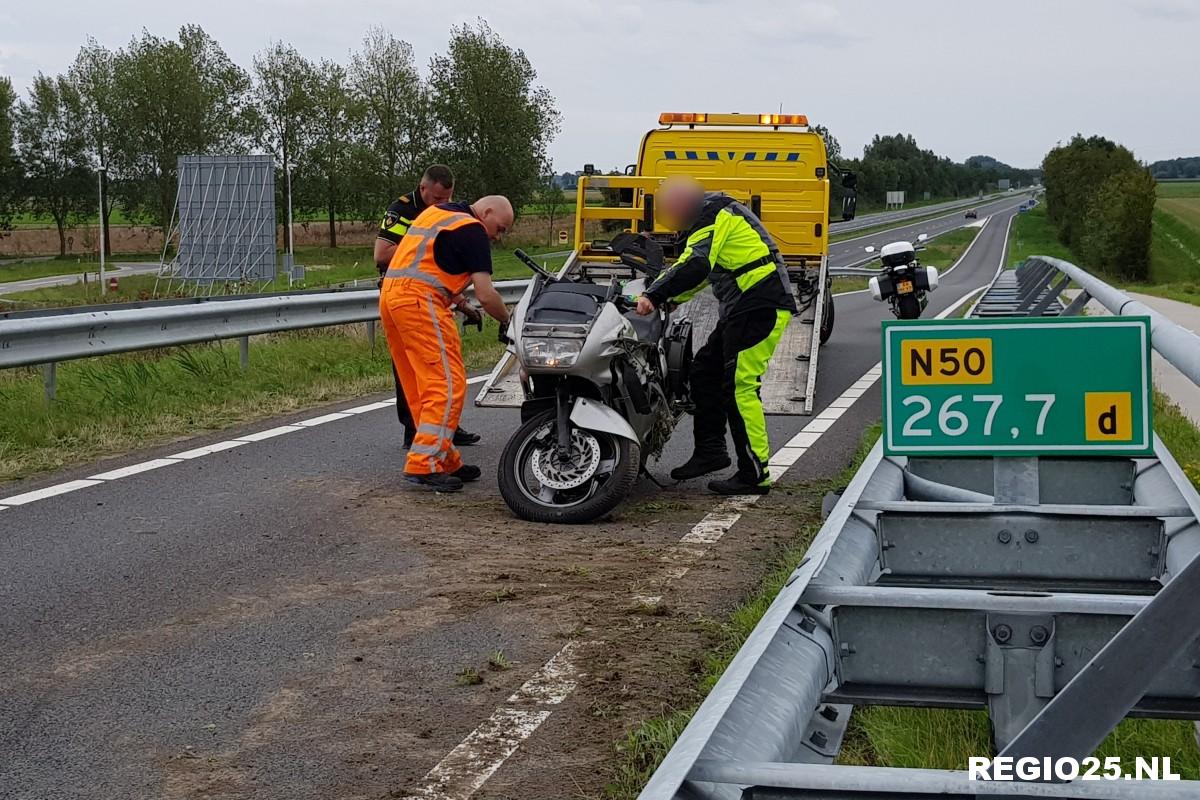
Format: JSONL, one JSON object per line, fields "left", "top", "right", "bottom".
{"left": 0, "top": 245, "right": 568, "bottom": 310}
{"left": 604, "top": 424, "right": 882, "bottom": 798}
{"left": 0, "top": 321, "right": 506, "bottom": 485}
{"left": 831, "top": 226, "right": 982, "bottom": 296}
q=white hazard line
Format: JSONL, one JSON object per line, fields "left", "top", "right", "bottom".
{"left": 0, "top": 375, "right": 489, "bottom": 510}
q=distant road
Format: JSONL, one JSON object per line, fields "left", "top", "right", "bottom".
{"left": 0, "top": 262, "right": 161, "bottom": 296}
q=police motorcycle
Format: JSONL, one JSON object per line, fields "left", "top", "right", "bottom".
{"left": 496, "top": 235, "right": 693, "bottom": 524}
{"left": 864, "top": 234, "right": 939, "bottom": 320}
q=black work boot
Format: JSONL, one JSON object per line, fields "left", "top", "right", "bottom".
{"left": 453, "top": 464, "right": 482, "bottom": 482}
{"left": 405, "top": 473, "right": 464, "bottom": 493}
{"left": 670, "top": 452, "right": 732, "bottom": 481}
{"left": 453, "top": 427, "right": 482, "bottom": 446}
{"left": 708, "top": 473, "right": 771, "bottom": 496}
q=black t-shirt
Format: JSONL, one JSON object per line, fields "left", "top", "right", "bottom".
{"left": 433, "top": 202, "right": 493, "bottom": 275}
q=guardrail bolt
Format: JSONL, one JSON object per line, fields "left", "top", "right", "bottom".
{"left": 1024, "top": 529, "right": 1039, "bottom": 543}
{"left": 810, "top": 730, "right": 829, "bottom": 748}
{"left": 1030, "top": 625, "right": 1049, "bottom": 645}
{"left": 997, "top": 529, "right": 1012, "bottom": 544}
{"left": 993, "top": 624, "right": 1013, "bottom": 644}
{"left": 820, "top": 705, "right": 840, "bottom": 722}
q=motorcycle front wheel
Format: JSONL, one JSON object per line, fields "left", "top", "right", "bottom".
{"left": 498, "top": 409, "right": 640, "bottom": 524}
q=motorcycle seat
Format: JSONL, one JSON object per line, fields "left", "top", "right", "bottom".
{"left": 623, "top": 310, "right": 663, "bottom": 343}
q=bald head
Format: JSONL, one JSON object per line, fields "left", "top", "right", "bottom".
{"left": 471, "top": 195, "right": 515, "bottom": 242}
{"left": 657, "top": 176, "right": 705, "bottom": 231}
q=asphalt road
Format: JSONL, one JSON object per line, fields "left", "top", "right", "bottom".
{"left": 0, "top": 262, "right": 161, "bottom": 295}
{"left": 0, "top": 195, "right": 1026, "bottom": 799}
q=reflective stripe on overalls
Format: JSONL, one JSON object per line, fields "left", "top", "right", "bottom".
{"left": 379, "top": 206, "right": 478, "bottom": 475}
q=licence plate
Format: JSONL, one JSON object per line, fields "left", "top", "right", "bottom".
{"left": 897, "top": 280, "right": 914, "bottom": 294}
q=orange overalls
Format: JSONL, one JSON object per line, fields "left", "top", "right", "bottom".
{"left": 379, "top": 206, "right": 478, "bottom": 476}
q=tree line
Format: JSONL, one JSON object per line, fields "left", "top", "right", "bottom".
{"left": 1149, "top": 156, "right": 1200, "bottom": 180}
{"left": 1042, "top": 135, "right": 1157, "bottom": 280}
{"left": 0, "top": 20, "right": 561, "bottom": 254}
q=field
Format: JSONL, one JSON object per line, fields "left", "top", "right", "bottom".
{"left": 0, "top": 244, "right": 569, "bottom": 309}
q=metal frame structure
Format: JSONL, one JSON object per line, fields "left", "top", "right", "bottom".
{"left": 638, "top": 256, "right": 1200, "bottom": 799}
{"left": 157, "top": 155, "right": 278, "bottom": 296}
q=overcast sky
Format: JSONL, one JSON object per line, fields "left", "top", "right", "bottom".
{"left": 2, "top": 0, "right": 1196, "bottom": 171}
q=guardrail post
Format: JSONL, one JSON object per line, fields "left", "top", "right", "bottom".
{"left": 42, "top": 362, "right": 57, "bottom": 404}
{"left": 239, "top": 336, "right": 249, "bottom": 370}
{"left": 366, "top": 319, "right": 377, "bottom": 349}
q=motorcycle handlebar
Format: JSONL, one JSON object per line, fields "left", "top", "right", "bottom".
{"left": 513, "top": 249, "right": 558, "bottom": 282}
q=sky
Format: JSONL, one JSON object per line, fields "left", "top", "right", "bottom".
{"left": 2, "top": 0, "right": 1197, "bottom": 171}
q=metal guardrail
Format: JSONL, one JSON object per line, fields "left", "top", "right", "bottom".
{"left": 639, "top": 256, "right": 1200, "bottom": 799}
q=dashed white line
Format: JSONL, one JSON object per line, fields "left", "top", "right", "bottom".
{"left": 169, "top": 440, "right": 248, "bottom": 460}
{"left": 399, "top": 277, "right": 998, "bottom": 800}
{"left": 401, "top": 640, "right": 590, "bottom": 800}
{"left": 235, "top": 424, "right": 304, "bottom": 443}
{"left": 296, "top": 411, "right": 354, "bottom": 427}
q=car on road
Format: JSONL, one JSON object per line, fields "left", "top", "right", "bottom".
{"left": 964, "top": 209, "right": 978, "bottom": 219}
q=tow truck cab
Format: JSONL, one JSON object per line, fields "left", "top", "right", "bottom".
{"left": 626, "top": 112, "right": 856, "bottom": 263}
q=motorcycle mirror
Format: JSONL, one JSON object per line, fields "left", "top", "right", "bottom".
{"left": 513, "top": 249, "right": 557, "bottom": 282}
{"left": 916, "top": 233, "right": 928, "bottom": 242}
{"left": 864, "top": 245, "right": 876, "bottom": 254}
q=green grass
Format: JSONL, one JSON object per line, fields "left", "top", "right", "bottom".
{"left": 604, "top": 424, "right": 882, "bottom": 798}
{"left": 1156, "top": 181, "right": 1200, "bottom": 198}
{"left": 1006, "top": 205, "right": 1075, "bottom": 267}
{"left": 831, "top": 227, "right": 982, "bottom": 295}
{"left": 0, "top": 321, "right": 506, "bottom": 485}
{"left": 0, "top": 244, "right": 569, "bottom": 310}
{"left": 1155, "top": 391, "right": 1200, "bottom": 491}
{"left": 0, "top": 258, "right": 95, "bottom": 284}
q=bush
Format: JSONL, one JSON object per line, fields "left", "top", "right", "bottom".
{"left": 1079, "top": 167, "right": 1157, "bottom": 280}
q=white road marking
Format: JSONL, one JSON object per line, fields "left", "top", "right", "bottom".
{"left": 400, "top": 640, "right": 589, "bottom": 800}
{"left": 399, "top": 272, "right": 1000, "bottom": 800}
{"left": 89, "top": 458, "right": 182, "bottom": 481}
{"left": 1, "top": 479, "right": 105, "bottom": 506}
{"left": 0, "top": 373, "right": 496, "bottom": 511}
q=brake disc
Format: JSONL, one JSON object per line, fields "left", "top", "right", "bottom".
{"left": 530, "top": 429, "right": 602, "bottom": 490}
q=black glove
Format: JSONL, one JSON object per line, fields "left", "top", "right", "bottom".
{"left": 458, "top": 303, "right": 483, "bottom": 331}
{"left": 498, "top": 320, "right": 511, "bottom": 344}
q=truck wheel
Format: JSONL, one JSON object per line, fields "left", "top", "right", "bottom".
{"left": 819, "top": 290, "right": 835, "bottom": 344}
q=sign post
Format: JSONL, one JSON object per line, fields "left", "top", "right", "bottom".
{"left": 882, "top": 317, "right": 1153, "bottom": 457}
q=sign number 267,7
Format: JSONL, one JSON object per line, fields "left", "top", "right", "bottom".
{"left": 901, "top": 393, "right": 1056, "bottom": 438}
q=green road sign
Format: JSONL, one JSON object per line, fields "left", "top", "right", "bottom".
{"left": 882, "top": 316, "right": 1153, "bottom": 456}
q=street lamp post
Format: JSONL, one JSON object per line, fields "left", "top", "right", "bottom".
{"left": 98, "top": 165, "right": 107, "bottom": 295}
{"left": 285, "top": 163, "right": 295, "bottom": 283}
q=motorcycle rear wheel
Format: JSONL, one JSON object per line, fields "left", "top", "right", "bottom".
{"left": 498, "top": 409, "right": 640, "bottom": 524}
{"left": 897, "top": 293, "right": 922, "bottom": 319}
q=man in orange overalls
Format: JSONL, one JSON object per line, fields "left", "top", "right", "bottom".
{"left": 379, "top": 196, "right": 513, "bottom": 492}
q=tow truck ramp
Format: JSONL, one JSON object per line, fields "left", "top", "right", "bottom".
{"left": 474, "top": 253, "right": 827, "bottom": 415}
{"left": 638, "top": 257, "right": 1200, "bottom": 799}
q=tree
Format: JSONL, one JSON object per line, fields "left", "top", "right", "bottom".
{"left": 110, "top": 25, "right": 254, "bottom": 230}
{"left": 0, "top": 76, "right": 18, "bottom": 227}
{"left": 16, "top": 74, "right": 93, "bottom": 255}
{"left": 428, "top": 19, "right": 560, "bottom": 209}
{"left": 68, "top": 40, "right": 119, "bottom": 255}
{"left": 812, "top": 124, "right": 841, "bottom": 162}
{"left": 1079, "top": 167, "right": 1157, "bottom": 280}
{"left": 349, "top": 27, "right": 428, "bottom": 207}
{"left": 252, "top": 42, "right": 318, "bottom": 239}
{"left": 533, "top": 172, "right": 568, "bottom": 246}
{"left": 298, "top": 59, "right": 364, "bottom": 248}
{"left": 1042, "top": 135, "right": 1141, "bottom": 251}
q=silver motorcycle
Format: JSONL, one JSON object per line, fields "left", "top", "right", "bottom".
{"left": 497, "top": 235, "right": 693, "bottom": 524}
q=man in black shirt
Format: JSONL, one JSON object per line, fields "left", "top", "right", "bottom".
{"left": 375, "top": 164, "right": 480, "bottom": 447}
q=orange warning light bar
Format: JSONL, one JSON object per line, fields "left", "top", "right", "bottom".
{"left": 658, "top": 112, "right": 809, "bottom": 127}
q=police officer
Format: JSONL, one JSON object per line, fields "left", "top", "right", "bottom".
{"left": 636, "top": 176, "right": 796, "bottom": 496}
{"left": 375, "top": 164, "right": 480, "bottom": 448}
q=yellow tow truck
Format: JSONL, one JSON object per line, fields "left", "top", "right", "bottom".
{"left": 478, "top": 112, "right": 857, "bottom": 416}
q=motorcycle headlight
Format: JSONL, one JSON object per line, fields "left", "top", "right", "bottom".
{"left": 521, "top": 337, "right": 583, "bottom": 368}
